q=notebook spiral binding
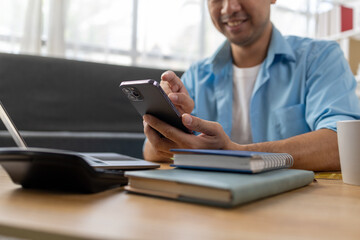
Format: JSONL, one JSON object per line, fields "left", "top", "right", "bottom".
{"left": 260, "top": 154, "right": 294, "bottom": 170}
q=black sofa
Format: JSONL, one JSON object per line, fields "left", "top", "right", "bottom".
{"left": 0, "top": 53, "right": 183, "bottom": 158}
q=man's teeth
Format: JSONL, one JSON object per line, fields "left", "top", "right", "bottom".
{"left": 228, "top": 21, "right": 243, "bottom": 27}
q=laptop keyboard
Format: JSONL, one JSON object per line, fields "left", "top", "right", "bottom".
{"left": 83, "top": 152, "right": 140, "bottom": 161}
{"left": 80, "top": 152, "right": 159, "bottom": 170}
{"left": 95, "top": 168, "right": 124, "bottom": 175}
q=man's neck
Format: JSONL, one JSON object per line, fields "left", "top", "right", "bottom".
{"left": 231, "top": 23, "right": 273, "bottom": 68}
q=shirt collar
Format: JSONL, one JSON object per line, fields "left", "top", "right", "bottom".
{"left": 265, "top": 25, "right": 296, "bottom": 66}
{"left": 206, "top": 24, "right": 296, "bottom": 73}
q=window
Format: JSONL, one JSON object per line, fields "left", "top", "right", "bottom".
{"left": 0, "top": 0, "right": 27, "bottom": 53}
{"left": 0, "top": 0, "right": 345, "bottom": 71}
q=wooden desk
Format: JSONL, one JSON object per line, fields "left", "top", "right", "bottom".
{"left": 0, "top": 165, "right": 359, "bottom": 240}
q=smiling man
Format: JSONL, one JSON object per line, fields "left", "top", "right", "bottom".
{"left": 143, "top": 0, "right": 360, "bottom": 171}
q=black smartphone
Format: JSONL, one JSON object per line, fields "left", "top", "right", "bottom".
{"left": 119, "top": 79, "right": 190, "bottom": 133}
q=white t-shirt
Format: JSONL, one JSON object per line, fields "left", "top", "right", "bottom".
{"left": 231, "top": 63, "right": 261, "bottom": 144}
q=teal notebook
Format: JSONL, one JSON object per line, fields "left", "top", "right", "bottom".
{"left": 125, "top": 169, "right": 314, "bottom": 208}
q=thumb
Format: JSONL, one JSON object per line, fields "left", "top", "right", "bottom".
{"left": 182, "top": 114, "right": 220, "bottom": 136}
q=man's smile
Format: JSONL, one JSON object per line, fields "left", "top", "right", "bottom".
{"left": 226, "top": 18, "right": 248, "bottom": 27}
{"left": 221, "top": 12, "right": 249, "bottom": 31}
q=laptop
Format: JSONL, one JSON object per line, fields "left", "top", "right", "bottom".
{"left": 0, "top": 101, "right": 159, "bottom": 170}
{"left": 0, "top": 101, "right": 159, "bottom": 193}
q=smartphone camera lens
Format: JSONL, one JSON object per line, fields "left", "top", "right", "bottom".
{"left": 123, "top": 87, "right": 143, "bottom": 101}
{"left": 132, "top": 91, "right": 140, "bottom": 97}
{"left": 131, "top": 90, "right": 143, "bottom": 101}
{"left": 122, "top": 88, "right": 131, "bottom": 94}
{"left": 128, "top": 94, "right": 137, "bottom": 101}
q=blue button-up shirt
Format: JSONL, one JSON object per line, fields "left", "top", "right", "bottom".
{"left": 181, "top": 26, "right": 360, "bottom": 143}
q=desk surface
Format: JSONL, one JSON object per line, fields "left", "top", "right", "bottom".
{"left": 0, "top": 165, "right": 359, "bottom": 240}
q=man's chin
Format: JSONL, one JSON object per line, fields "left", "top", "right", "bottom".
{"left": 227, "top": 36, "right": 255, "bottom": 47}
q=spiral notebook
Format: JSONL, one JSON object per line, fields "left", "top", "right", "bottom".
{"left": 170, "top": 149, "right": 294, "bottom": 173}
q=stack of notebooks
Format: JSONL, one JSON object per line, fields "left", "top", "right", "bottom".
{"left": 125, "top": 149, "right": 314, "bottom": 207}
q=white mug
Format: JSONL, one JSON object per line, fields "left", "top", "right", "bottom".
{"left": 337, "top": 120, "right": 360, "bottom": 186}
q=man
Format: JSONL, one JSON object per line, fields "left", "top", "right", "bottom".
{"left": 142, "top": 0, "right": 360, "bottom": 171}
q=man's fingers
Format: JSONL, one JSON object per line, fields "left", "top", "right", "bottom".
{"left": 182, "top": 114, "right": 223, "bottom": 136}
{"left": 160, "top": 71, "right": 192, "bottom": 114}
{"left": 143, "top": 119, "right": 175, "bottom": 153}
{"left": 143, "top": 114, "right": 191, "bottom": 146}
{"left": 168, "top": 93, "right": 194, "bottom": 114}
{"left": 161, "top": 71, "right": 183, "bottom": 93}
{"left": 160, "top": 80, "right": 172, "bottom": 95}
{"left": 144, "top": 114, "right": 231, "bottom": 151}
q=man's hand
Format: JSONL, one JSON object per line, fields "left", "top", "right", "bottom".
{"left": 160, "top": 71, "right": 194, "bottom": 115}
{"left": 143, "top": 113, "right": 235, "bottom": 161}
{"left": 143, "top": 112, "right": 340, "bottom": 171}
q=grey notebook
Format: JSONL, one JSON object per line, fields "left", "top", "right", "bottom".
{"left": 125, "top": 168, "right": 314, "bottom": 207}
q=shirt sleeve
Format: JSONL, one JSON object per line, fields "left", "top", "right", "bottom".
{"left": 305, "top": 41, "right": 360, "bottom": 132}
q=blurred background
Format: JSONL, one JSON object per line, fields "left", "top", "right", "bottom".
{"left": 0, "top": 0, "right": 359, "bottom": 76}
